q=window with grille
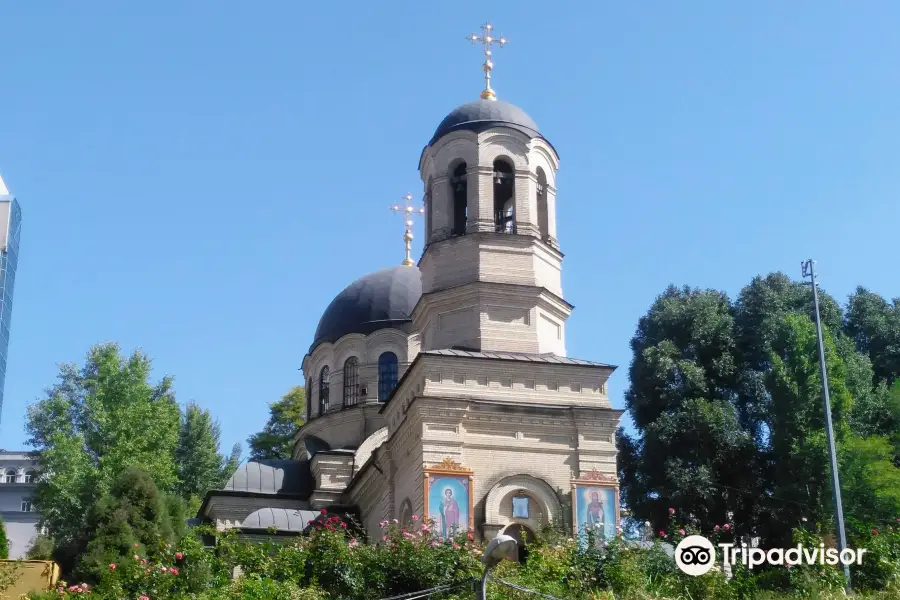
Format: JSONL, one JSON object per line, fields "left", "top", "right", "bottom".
{"left": 343, "top": 357, "right": 359, "bottom": 406}
{"left": 378, "top": 352, "right": 399, "bottom": 402}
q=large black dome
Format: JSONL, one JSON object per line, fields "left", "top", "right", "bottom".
{"left": 429, "top": 99, "right": 541, "bottom": 145}
{"left": 311, "top": 265, "right": 422, "bottom": 352}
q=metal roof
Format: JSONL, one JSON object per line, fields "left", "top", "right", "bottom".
{"left": 421, "top": 349, "right": 615, "bottom": 368}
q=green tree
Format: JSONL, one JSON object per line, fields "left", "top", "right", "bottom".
{"left": 174, "top": 402, "right": 237, "bottom": 508}
{"left": 618, "top": 286, "right": 757, "bottom": 534}
{"left": 0, "top": 516, "right": 8, "bottom": 559}
{"left": 247, "top": 386, "right": 306, "bottom": 460}
{"left": 25, "top": 343, "right": 181, "bottom": 557}
{"left": 25, "top": 534, "right": 55, "bottom": 560}
{"left": 844, "top": 286, "right": 900, "bottom": 384}
{"left": 76, "top": 467, "right": 181, "bottom": 582}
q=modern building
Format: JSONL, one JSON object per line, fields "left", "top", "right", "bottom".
{"left": 0, "top": 450, "right": 40, "bottom": 558}
{"left": 201, "top": 25, "right": 623, "bottom": 548}
{"left": 0, "top": 174, "right": 22, "bottom": 421}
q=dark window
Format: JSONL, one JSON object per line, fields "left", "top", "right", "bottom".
{"left": 3, "top": 469, "right": 15, "bottom": 483}
{"left": 451, "top": 163, "right": 468, "bottom": 236}
{"left": 378, "top": 352, "right": 399, "bottom": 402}
{"left": 536, "top": 167, "right": 549, "bottom": 241}
{"left": 493, "top": 159, "right": 515, "bottom": 233}
{"left": 23, "top": 470, "right": 35, "bottom": 483}
{"left": 425, "top": 179, "right": 433, "bottom": 244}
{"left": 343, "top": 357, "right": 359, "bottom": 406}
{"left": 305, "top": 377, "right": 312, "bottom": 421}
{"left": 21, "top": 500, "right": 33, "bottom": 512}
{"left": 319, "top": 366, "right": 330, "bottom": 414}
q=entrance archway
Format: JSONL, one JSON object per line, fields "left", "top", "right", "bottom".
{"left": 501, "top": 524, "right": 535, "bottom": 564}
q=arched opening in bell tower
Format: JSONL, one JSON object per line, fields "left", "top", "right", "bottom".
{"left": 536, "top": 167, "right": 549, "bottom": 241}
{"left": 493, "top": 159, "right": 515, "bottom": 233}
{"left": 450, "top": 163, "right": 467, "bottom": 236}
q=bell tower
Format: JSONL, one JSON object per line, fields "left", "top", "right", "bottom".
{"left": 413, "top": 23, "right": 570, "bottom": 356}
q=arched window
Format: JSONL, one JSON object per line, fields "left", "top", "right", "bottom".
{"left": 319, "top": 366, "right": 330, "bottom": 414}
{"left": 425, "top": 178, "right": 433, "bottom": 244}
{"left": 378, "top": 352, "right": 399, "bottom": 402}
{"left": 21, "top": 500, "right": 33, "bottom": 512}
{"left": 493, "top": 159, "right": 515, "bottom": 233}
{"left": 536, "top": 167, "right": 549, "bottom": 241}
{"left": 305, "top": 377, "right": 312, "bottom": 421}
{"left": 451, "top": 163, "right": 467, "bottom": 236}
{"left": 3, "top": 469, "right": 16, "bottom": 483}
{"left": 343, "top": 357, "right": 359, "bottom": 406}
{"left": 23, "top": 470, "right": 35, "bottom": 483}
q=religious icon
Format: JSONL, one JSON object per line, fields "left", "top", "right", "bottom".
{"left": 424, "top": 458, "right": 474, "bottom": 538}
{"left": 512, "top": 496, "right": 529, "bottom": 519}
{"left": 572, "top": 482, "right": 619, "bottom": 548}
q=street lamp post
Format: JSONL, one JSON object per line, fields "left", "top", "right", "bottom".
{"left": 801, "top": 259, "right": 851, "bottom": 593}
{"left": 479, "top": 534, "right": 518, "bottom": 600}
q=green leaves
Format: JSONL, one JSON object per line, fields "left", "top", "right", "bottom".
{"left": 246, "top": 386, "right": 306, "bottom": 461}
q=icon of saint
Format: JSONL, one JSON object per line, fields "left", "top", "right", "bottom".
{"left": 439, "top": 487, "right": 460, "bottom": 537}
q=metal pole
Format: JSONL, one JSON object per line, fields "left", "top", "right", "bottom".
{"left": 478, "top": 567, "right": 489, "bottom": 600}
{"left": 802, "top": 259, "right": 851, "bottom": 593}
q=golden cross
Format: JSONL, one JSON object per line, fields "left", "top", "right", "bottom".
{"left": 467, "top": 22, "right": 507, "bottom": 100}
{"left": 391, "top": 193, "right": 425, "bottom": 266}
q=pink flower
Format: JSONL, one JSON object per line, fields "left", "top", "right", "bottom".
{"left": 133, "top": 554, "right": 140, "bottom": 560}
{"left": 679, "top": 529, "right": 686, "bottom": 536}
{"left": 668, "top": 508, "right": 675, "bottom": 516}
{"left": 140, "top": 596, "right": 150, "bottom": 600}
{"left": 392, "top": 518, "right": 399, "bottom": 524}
{"left": 350, "top": 537, "right": 357, "bottom": 543}
{"left": 412, "top": 514, "right": 419, "bottom": 521}
{"left": 658, "top": 531, "right": 665, "bottom": 537}
{"left": 340, "top": 522, "right": 347, "bottom": 528}
{"left": 160, "top": 567, "right": 167, "bottom": 573}
{"left": 170, "top": 567, "right": 179, "bottom": 576}
{"left": 68, "top": 586, "right": 79, "bottom": 592}
{"left": 714, "top": 525, "right": 720, "bottom": 532}
{"left": 141, "top": 559, "right": 147, "bottom": 565}
{"left": 452, "top": 542, "right": 461, "bottom": 549}
{"left": 872, "top": 528, "right": 879, "bottom": 536}
{"left": 108, "top": 564, "right": 116, "bottom": 570}
{"left": 146, "top": 569, "right": 151, "bottom": 574}
{"left": 175, "top": 552, "right": 183, "bottom": 560}
{"left": 80, "top": 584, "right": 88, "bottom": 591}
{"left": 379, "top": 520, "right": 388, "bottom": 528}
{"left": 320, "top": 509, "right": 327, "bottom": 514}
{"left": 467, "top": 533, "right": 474, "bottom": 541}
{"left": 382, "top": 535, "right": 388, "bottom": 542}
{"left": 723, "top": 524, "right": 731, "bottom": 531}
{"left": 133, "top": 543, "right": 139, "bottom": 548}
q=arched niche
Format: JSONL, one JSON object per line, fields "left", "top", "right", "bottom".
{"left": 483, "top": 474, "right": 561, "bottom": 539}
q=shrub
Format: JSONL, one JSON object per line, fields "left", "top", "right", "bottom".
{"left": 0, "top": 516, "right": 8, "bottom": 559}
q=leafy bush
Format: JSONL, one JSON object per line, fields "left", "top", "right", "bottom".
{"left": 0, "top": 516, "right": 8, "bottom": 559}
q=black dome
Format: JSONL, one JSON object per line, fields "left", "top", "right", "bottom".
{"left": 429, "top": 99, "right": 541, "bottom": 145}
{"left": 311, "top": 265, "right": 422, "bottom": 351}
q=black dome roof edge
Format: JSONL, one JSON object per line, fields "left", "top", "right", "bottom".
{"left": 308, "top": 317, "right": 413, "bottom": 354}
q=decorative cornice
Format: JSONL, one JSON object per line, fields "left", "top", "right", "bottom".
{"left": 426, "top": 457, "right": 472, "bottom": 473}
{"left": 575, "top": 468, "right": 619, "bottom": 484}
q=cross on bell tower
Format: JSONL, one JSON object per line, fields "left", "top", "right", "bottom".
{"left": 467, "top": 22, "right": 507, "bottom": 101}
{"left": 391, "top": 193, "right": 424, "bottom": 267}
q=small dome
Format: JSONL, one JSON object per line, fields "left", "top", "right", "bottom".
{"left": 311, "top": 265, "right": 422, "bottom": 352}
{"left": 430, "top": 99, "right": 540, "bottom": 145}
{"left": 241, "top": 508, "right": 320, "bottom": 532}
{"left": 223, "top": 459, "right": 312, "bottom": 495}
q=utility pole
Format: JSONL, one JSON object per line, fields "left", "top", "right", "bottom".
{"left": 801, "top": 259, "right": 851, "bottom": 593}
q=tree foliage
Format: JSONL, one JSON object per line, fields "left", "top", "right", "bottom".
{"left": 246, "top": 386, "right": 306, "bottom": 461}
{"left": 620, "top": 273, "right": 900, "bottom": 547}
{"left": 175, "top": 402, "right": 238, "bottom": 510}
{"left": 25, "top": 343, "right": 237, "bottom": 567}
{"left": 0, "top": 516, "right": 8, "bottom": 559}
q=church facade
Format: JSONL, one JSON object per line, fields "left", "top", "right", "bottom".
{"left": 200, "top": 31, "right": 623, "bottom": 546}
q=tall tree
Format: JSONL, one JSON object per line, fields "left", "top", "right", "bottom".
{"left": 247, "top": 386, "right": 306, "bottom": 461}
{"left": 25, "top": 343, "right": 181, "bottom": 552}
{"left": 844, "top": 286, "right": 900, "bottom": 384}
{"left": 618, "top": 286, "right": 757, "bottom": 534}
{"left": 174, "top": 402, "right": 236, "bottom": 508}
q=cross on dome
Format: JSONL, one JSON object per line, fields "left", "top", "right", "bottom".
{"left": 467, "top": 22, "right": 507, "bottom": 101}
{"left": 390, "top": 193, "right": 424, "bottom": 266}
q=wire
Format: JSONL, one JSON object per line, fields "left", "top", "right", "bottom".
{"left": 374, "top": 579, "right": 473, "bottom": 600}
{"left": 489, "top": 576, "right": 566, "bottom": 600}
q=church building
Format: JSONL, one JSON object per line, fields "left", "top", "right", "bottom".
{"left": 200, "top": 24, "right": 623, "bottom": 547}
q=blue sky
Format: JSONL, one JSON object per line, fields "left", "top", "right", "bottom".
{"left": 1, "top": 2, "right": 898, "bottom": 454}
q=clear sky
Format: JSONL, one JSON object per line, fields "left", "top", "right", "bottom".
{"left": 1, "top": 2, "right": 898, "bottom": 453}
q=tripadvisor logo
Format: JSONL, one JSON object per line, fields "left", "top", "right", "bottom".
{"left": 675, "top": 535, "right": 868, "bottom": 576}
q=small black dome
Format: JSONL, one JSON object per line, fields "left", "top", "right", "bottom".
{"left": 311, "top": 265, "right": 422, "bottom": 352}
{"left": 430, "top": 99, "right": 540, "bottom": 145}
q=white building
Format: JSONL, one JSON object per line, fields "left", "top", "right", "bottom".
{"left": 0, "top": 450, "right": 39, "bottom": 558}
{"left": 201, "top": 30, "right": 624, "bottom": 547}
